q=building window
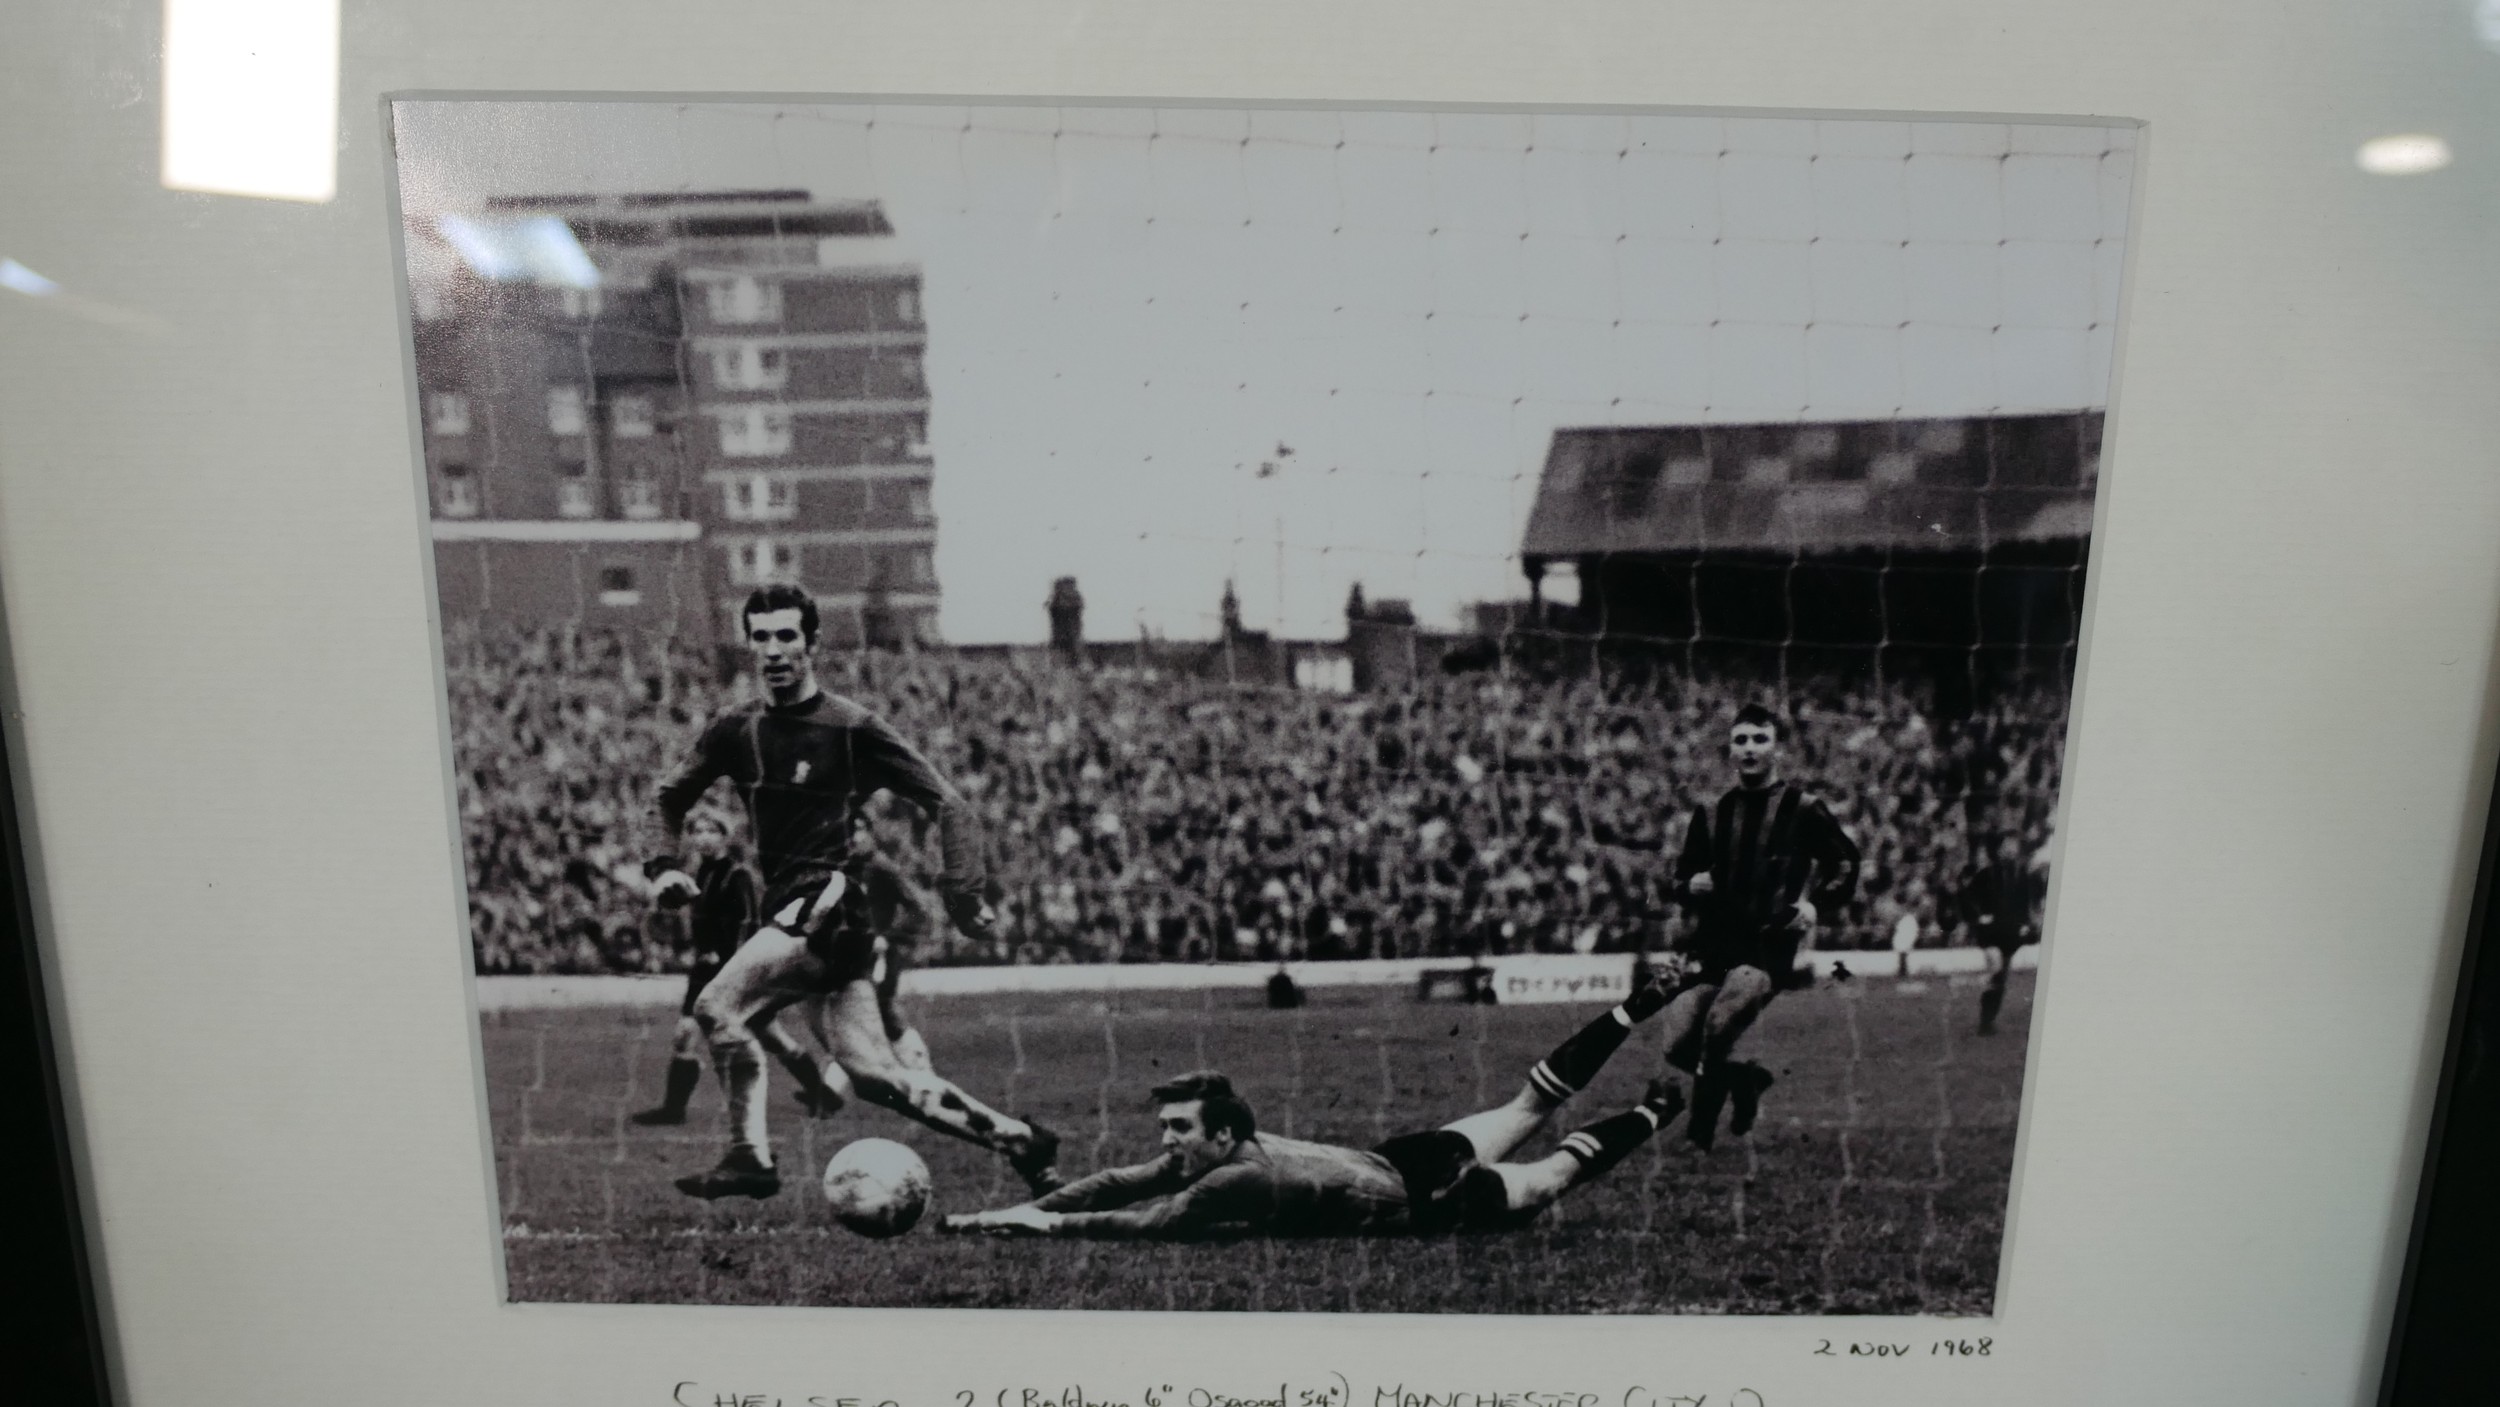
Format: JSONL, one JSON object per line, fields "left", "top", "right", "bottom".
{"left": 436, "top": 463, "right": 479, "bottom": 518}
{"left": 547, "top": 385, "right": 587, "bottom": 436}
{"left": 1538, "top": 561, "right": 1582, "bottom": 609}
{"left": 719, "top": 405, "right": 792, "bottom": 457}
{"left": 903, "top": 547, "right": 936, "bottom": 588}
{"left": 710, "top": 342, "right": 789, "bottom": 392}
{"left": 616, "top": 479, "right": 662, "bottom": 520}
{"left": 904, "top": 483, "right": 933, "bottom": 523}
{"left": 727, "top": 539, "right": 799, "bottom": 586}
{"left": 556, "top": 480, "right": 597, "bottom": 519}
{"left": 557, "top": 285, "right": 605, "bottom": 319}
{"left": 707, "top": 275, "right": 782, "bottom": 325}
{"left": 426, "top": 391, "right": 471, "bottom": 436}
{"left": 866, "top": 355, "right": 923, "bottom": 398}
{"left": 611, "top": 395, "right": 656, "bottom": 438}
{"left": 905, "top": 418, "right": 932, "bottom": 460}
{"left": 597, "top": 565, "right": 642, "bottom": 608}
{"left": 895, "top": 289, "right": 919, "bottom": 325}
{"left": 1294, "top": 656, "right": 1355, "bottom": 694}
{"left": 723, "top": 473, "right": 797, "bottom": 522}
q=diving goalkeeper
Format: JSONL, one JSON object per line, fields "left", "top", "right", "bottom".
{"left": 939, "top": 975, "right": 1684, "bottom": 1239}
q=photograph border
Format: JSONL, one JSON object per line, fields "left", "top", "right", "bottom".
{"left": 383, "top": 89, "right": 2148, "bottom": 1320}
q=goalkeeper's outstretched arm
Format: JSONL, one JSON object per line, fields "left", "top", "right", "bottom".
{"left": 944, "top": 1164, "right": 1267, "bottom": 1241}
{"left": 1029, "top": 1157, "right": 1183, "bottom": 1213}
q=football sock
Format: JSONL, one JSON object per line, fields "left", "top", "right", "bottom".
{"left": 1558, "top": 1102, "right": 1668, "bottom": 1183}
{"left": 1622, "top": 971, "right": 1676, "bottom": 1023}
{"left": 1724, "top": 1060, "right": 1774, "bottom": 1136}
{"left": 1528, "top": 1002, "right": 1649, "bottom": 1103}
{"left": 659, "top": 1056, "right": 702, "bottom": 1115}
{"left": 1687, "top": 1067, "right": 1729, "bottom": 1149}
{"left": 889, "top": 1070, "right": 1028, "bottom": 1150}
{"left": 772, "top": 1047, "right": 830, "bottom": 1104}
{"left": 1979, "top": 986, "right": 2005, "bottom": 1032}
{"left": 714, "top": 1045, "right": 771, "bottom": 1167}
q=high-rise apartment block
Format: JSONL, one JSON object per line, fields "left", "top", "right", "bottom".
{"left": 410, "top": 190, "right": 939, "bottom": 647}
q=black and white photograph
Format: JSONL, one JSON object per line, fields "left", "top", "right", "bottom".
{"left": 392, "top": 98, "right": 2132, "bottom": 1314}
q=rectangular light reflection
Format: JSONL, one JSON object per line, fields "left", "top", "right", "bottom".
{"left": 161, "top": 0, "right": 341, "bottom": 203}
{"left": 437, "top": 215, "right": 604, "bottom": 289}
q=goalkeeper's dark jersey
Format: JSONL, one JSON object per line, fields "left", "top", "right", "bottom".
{"left": 1029, "top": 1137, "right": 1412, "bottom": 1239}
{"left": 1673, "top": 780, "right": 1861, "bottom": 971}
{"left": 647, "top": 690, "right": 983, "bottom": 903}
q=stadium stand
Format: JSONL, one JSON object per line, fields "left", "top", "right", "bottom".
{"left": 445, "top": 622, "right": 2066, "bottom": 975}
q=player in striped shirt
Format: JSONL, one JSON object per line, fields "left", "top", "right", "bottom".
{"left": 1658, "top": 704, "right": 1861, "bottom": 1148}
{"left": 937, "top": 976, "right": 1682, "bottom": 1239}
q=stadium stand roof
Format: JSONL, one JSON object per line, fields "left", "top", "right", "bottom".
{"left": 1521, "top": 412, "right": 2102, "bottom": 558}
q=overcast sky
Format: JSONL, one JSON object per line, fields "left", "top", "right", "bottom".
{"left": 395, "top": 101, "right": 2134, "bottom": 645}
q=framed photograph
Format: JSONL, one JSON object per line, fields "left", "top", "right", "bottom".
{"left": 394, "top": 96, "right": 2113, "bottom": 1315}
{"left": 6, "top": 2, "right": 2497, "bottom": 1404}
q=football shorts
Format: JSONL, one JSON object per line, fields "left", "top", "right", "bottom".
{"left": 763, "top": 867, "right": 890, "bottom": 988}
{"left": 1691, "top": 922, "right": 1804, "bottom": 987}
{"left": 1373, "top": 1128, "right": 1512, "bottom": 1233}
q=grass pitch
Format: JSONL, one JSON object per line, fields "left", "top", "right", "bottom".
{"left": 484, "top": 972, "right": 2031, "bottom": 1314}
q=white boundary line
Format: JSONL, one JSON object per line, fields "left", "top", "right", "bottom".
{"left": 473, "top": 947, "right": 2042, "bottom": 1010}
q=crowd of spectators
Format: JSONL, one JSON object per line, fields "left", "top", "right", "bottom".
{"left": 446, "top": 622, "right": 2068, "bottom": 975}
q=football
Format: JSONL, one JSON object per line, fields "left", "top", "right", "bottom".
{"left": 820, "top": 1138, "right": 932, "bottom": 1238}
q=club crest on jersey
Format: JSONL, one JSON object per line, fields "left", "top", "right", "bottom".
{"left": 792, "top": 760, "right": 812, "bottom": 783}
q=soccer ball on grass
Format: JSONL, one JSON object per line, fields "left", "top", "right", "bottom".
{"left": 821, "top": 1138, "right": 931, "bottom": 1238}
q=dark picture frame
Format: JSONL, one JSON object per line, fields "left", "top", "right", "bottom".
{"left": 1, "top": 660, "right": 113, "bottom": 1407}
{"left": 2379, "top": 759, "right": 2500, "bottom": 1402}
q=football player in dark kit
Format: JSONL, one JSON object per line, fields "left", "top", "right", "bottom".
{"left": 629, "top": 808, "right": 759, "bottom": 1125}
{"left": 644, "top": 584, "right": 1062, "bottom": 1200}
{"left": 1658, "top": 704, "right": 1862, "bottom": 1149}
{"left": 1959, "top": 830, "right": 2047, "bottom": 1036}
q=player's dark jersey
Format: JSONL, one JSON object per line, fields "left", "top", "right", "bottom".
{"left": 1958, "top": 856, "right": 2044, "bottom": 951}
{"left": 1673, "top": 781, "right": 1861, "bottom": 973}
{"left": 1028, "top": 1136, "right": 1413, "bottom": 1239}
{"left": 648, "top": 690, "right": 983, "bottom": 904}
{"left": 687, "top": 855, "right": 759, "bottom": 961}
